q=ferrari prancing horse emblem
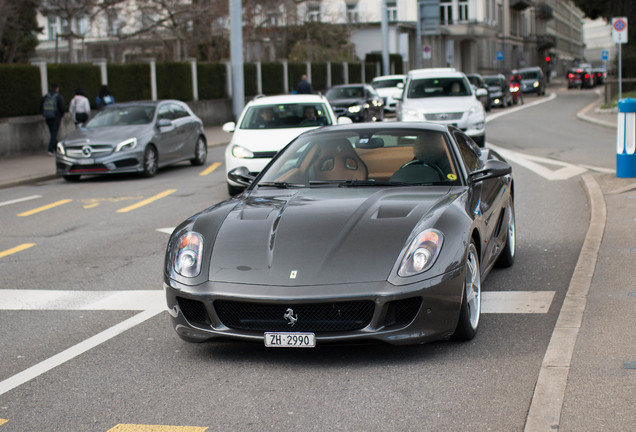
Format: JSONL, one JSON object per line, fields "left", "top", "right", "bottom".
{"left": 284, "top": 308, "right": 298, "bottom": 327}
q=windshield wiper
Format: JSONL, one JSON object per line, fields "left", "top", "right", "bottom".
{"left": 258, "top": 181, "right": 304, "bottom": 189}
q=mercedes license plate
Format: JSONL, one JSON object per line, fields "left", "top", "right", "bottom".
{"left": 76, "top": 158, "right": 94, "bottom": 165}
{"left": 264, "top": 332, "right": 316, "bottom": 348}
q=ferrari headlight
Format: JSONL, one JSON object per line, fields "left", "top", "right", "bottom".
{"left": 348, "top": 105, "right": 362, "bottom": 113}
{"left": 231, "top": 145, "right": 254, "bottom": 159}
{"left": 174, "top": 232, "right": 204, "bottom": 277}
{"left": 115, "top": 138, "right": 137, "bottom": 152}
{"left": 398, "top": 229, "right": 443, "bottom": 277}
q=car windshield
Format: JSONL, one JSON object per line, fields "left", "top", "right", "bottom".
{"left": 520, "top": 71, "right": 540, "bottom": 79}
{"left": 406, "top": 77, "right": 472, "bottom": 98}
{"left": 239, "top": 103, "right": 333, "bottom": 129}
{"left": 484, "top": 77, "right": 500, "bottom": 86}
{"left": 326, "top": 86, "right": 365, "bottom": 100}
{"left": 86, "top": 105, "right": 155, "bottom": 127}
{"left": 372, "top": 79, "right": 403, "bottom": 89}
{"left": 256, "top": 129, "right": 461, "bottom": 188}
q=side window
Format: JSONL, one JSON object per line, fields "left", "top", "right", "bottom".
{"left": 171, "top": 104, "right": 189, "bottom": 119}
{"left": 157, "top": 105, "right": 173, "bottom": 121}
{"left": 453, "top": 131, "right": 481, "bottom": 172}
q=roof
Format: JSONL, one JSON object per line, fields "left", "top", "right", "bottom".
{"left": 248, "top": 94, "right": 329, "bottom": 106}
{"left": 371, "top": 74, "right": 406, "bottom": 81}
{"left": 407, "top": 68, "right": 462, "bottom": 79}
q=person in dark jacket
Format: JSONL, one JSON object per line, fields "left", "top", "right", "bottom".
{"left": 296, "top": 74, "right": 313, "bottom": 94}
{"left": 40, "top": 83, "right": 66, "bottom": 155}
{"left": 96, "top": 85, "right": 115, "bottom": 108}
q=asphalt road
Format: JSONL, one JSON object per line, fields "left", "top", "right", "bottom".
{"left": 0, "top": 88, "right": 616, "bottom": 431}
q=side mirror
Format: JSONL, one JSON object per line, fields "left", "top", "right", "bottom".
{"left": 475, "top": 88, "right": 488, "bottom": 98}
{"left": 470, "top": 159, "right": 512, "bottom": 182}
{"left": 222, "top": 121, "right": 236, "bottom": 133}
{"left": 393, "top": 91, "right": 404, "bottom": 101}
{"left": 227, "top": 166, "right": 254, "bottom": 187}
{"left": 157, "top": 118, "right": 173, "bottom": 129}
{"left": 397, "top": 82, "right": 404, "bottom": 89}
{"left": 337, "top": 116, "right": 353, "bottom": 125}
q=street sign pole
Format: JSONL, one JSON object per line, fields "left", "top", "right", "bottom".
{"left": 619, "top": 42, "right": 622, "bottom": 100}
{"left": 612, "top": 17, "right": 628, "bottom": 101}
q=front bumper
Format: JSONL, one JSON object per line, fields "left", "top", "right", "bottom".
{"left": 164, "top": 267, "right": 464, "bottom": 346}
{"left": 56, "top": 151, "right": 144, "bottom": 176}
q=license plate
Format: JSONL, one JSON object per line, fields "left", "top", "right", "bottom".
{"left": 76, "top": 158, "right": 94, "bottom": 165}
{"left": 264, "top": 332, "right": 316, "bottom": 348}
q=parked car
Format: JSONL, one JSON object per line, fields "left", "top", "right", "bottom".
{"left": 483, "top": 74, "right": 513, "bottom": 108}
{"left": 164, "top": 121, "right": 515, "bottom": 346}
{"left": 592, "top": 67, "right": 606, "bottom": 85}
{"left": 397, "top": 68, "right": 487, "bottom": 147}
{"left": 512, "top": 66, "right": 546, "bottom": 95}
{"left": 325, "top": 84, "right": 384, "bottom": 122}
{"left": 56, "top": 100, "right": 207, "bottom": 182}
{"left": 371, "top": 74, "right": 406, "bottom": 113}
{"left": 223, "top": 94, "right": 349, "bottom": 196}
{"left": 567, "top": 68, "right": 594, "bottom": 89}
{"left": 466, "top": 73, "right": 492, "bottom": 111}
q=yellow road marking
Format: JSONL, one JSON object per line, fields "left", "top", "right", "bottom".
{"left": 107, "top": 425, "right": 208, "bottom": 432}
{"left": 116, "top": 189, "right": 177, "bottom": 213}
{"left": 199, "top": 162, "right": 221, "bottom": 176}
{"left": 0, "top": 243, "right": 35, "bottom": 259}
{"left": 0, "top": 418, "right": 8, "bottom": 426}
{"left": 84, "top": 203, "right": 100, "bottom": 209}
{"left": 17, "top": 199, "right": 72, "bottom": 217}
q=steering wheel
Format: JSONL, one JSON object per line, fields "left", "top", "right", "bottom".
{"left": 399, "top": 160, "right": 444, "bottom": 181}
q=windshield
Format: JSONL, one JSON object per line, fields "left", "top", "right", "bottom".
{"left": 406, "top": 77, "right": 472, "bottom": 98}
{"left": 372, "top": 79, "right": 403, "bottom": 89}
{"left": 326, "top": 86, "right": 365, "bottom": 100}
{"left": 86, "top": 105, "right": 155, "bottom": 127}
{"left": 257, "top": 129, "right": 461, "bottom": 188}
{"left": 484, "top": 77, "right": 501, "bottom": 86}
{"left": 520, "top": 71, "right": 540, "bottom": 79}
{"left": 239, "top": 103, "right": 333, "bottom": 129}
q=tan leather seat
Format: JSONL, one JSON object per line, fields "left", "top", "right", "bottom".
{"left": 312, "top": 139, "right": 368, "bottom": 181}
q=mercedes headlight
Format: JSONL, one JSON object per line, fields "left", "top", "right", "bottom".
{"left": 174, "top": 232, "right": 204, "bottom": 278}
{"left": 231, "top": 145, "right": 254, "bottom": 159}
{"left": 115, "top": 138, "right": 137, "bottom": 152}
{"left": 398, "top": 229, "right": 443, "bottom": 277}
{"left": 56, "top": 142, "right": 66, "bottom": 155}
{"left": 348, "top": 105, "right": 362, "bottom": 113}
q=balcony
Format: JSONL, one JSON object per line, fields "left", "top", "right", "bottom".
{"left": 510, "top": 0, "right": 533, "bottom": 11}
{"left": 537, "top": 35, "right": 557, "bottom": 49}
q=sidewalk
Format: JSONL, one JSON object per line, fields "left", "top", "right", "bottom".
{"left": 0, "top": 125, "right": 228, "bottom": 189}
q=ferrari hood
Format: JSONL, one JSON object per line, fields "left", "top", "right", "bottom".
{"left": 208, "top": 187, "right": 454, "bottom": 286}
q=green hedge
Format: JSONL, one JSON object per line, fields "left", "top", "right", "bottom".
{"left": 47, "top": 63, "right": 101, "bottom": 109}
{"left": 331, "top": 63, "right": 345, "bottom": 86}
{"left": 261, "top": 62, "right": 284, "bottom": 95}
{"left": 364, "top": 53, "right": 403, "bottom": 75}
{"left": 0, "top": 65, "right": 42, "bottom": 117}
{"left": 365, "top": 63, "right": 379, "bottom": 83}
{"left": 157, "top": 62, "right": 192, "bottom": 101}
{"left": 107, "top": 64, "right": 152, "bottom": 102}
{"left": 348, "top": 63, "right": 362, "bottom": 83}
{"left": 198, "top": 62, "right": 227, "bottom": 99}
{"left": 244, "top": 63, "right": 257, "bottom": 96}
{"left": 311, "top": 62, "right": 327, "bottom": 92}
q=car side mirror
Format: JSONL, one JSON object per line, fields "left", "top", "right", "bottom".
{"left": 397, "top": 82, "right": 404, "bottom": 89}
{"left": 222, "top": 121, "right": 236, "bottom": 133}
{"left": 227, "top": 166, "right": 254, "bottom": 187}
{"left": 157, "top": 118, "right": 173, "bottom": 128}
{"left": 469, "top": 159, "right": 512, "bottom": 182}
{"left": 393, "top": 91, "right": 404, "bottom": 101}
{"left": 337, "top": 116, "right": 353, "bottom": 125}
{"left": 475, "top": 88, "right": 488, "bottom": 97}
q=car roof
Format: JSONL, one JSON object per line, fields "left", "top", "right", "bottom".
{"left": 407, "top": 68, "right": 462, "bottom": 79}
{"left": 248, "top": 94, "right": 329, "bottom": 106}
{"left": 371, "top": 74, "right": 406, "bottom": 81}
{"left": 329, "top": 83, "right": 369, "bottom": 88}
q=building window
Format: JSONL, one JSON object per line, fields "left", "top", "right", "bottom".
{"left": 106, "top": 9, "right": 121, "bottom": 36}
{"left": 307, "top": 4, "right": 321, "bottom": 22}
{"left": 346, "top": 3, "right": 359, "bottom": 24}
{"left": 48, "top": 16, "right": 57, "bottom": 41}
{"left": 76, "top": 15, "right": 88, "bottom": 36}
{"left": 458, "top": 0, "right": 469, "bottom": 22}
{"left": 387, "top": 1, "right": 397, "bottom": 22}
{"left": 60, "top": 17, "right": 69, "bottom": 35}
{"left": 440, "top": 0, "right": 453, "bottom": 25}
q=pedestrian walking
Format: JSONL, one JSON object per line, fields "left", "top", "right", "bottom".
{"left": 40, "top": 83, "right": 65, "bottom": 156}
{"left": 296, "top": 74, "right": 313, "bottom": 94}
{"left": 69, "top": 88, "right": 91, "bottom": 127}
{"left": 96, "top": 85, "right": 115, "bottom": 109}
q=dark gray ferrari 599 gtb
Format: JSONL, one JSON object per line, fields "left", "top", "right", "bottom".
{"left": 164, "top": 122, "right": 515, "bottom": 347}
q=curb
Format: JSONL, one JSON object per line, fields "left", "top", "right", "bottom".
{"left": 575, "top": 93, "right": 616, "bottom": 130}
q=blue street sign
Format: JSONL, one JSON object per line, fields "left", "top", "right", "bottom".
{"left": 602, "top": 50, "right": 609, "bottom": 61}
{"left": 496, "top": 51, "right": 504, "bottom": 61}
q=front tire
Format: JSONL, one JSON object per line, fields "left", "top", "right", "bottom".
{"left": 141, "top": 145, "right": 158, "bottom": 178}
{"left": 496, "top": 200, "right": 516, "bottom": 268}
{"left": 452, "top": 241, "right": 481, "bottom": 341}
{"left": 191, "top": 136, "right": 207, "bottom": 166}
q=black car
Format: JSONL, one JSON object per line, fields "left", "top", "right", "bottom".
{"left": 513, "top": 66, "right": 546, "bottom": 95}
{"left": 466, "top": 74, "right": 492, "bottom": 111}
{"left": 567, "top": 68, "right": 594, "bottom": 89}
{"left": 164, "top": 122, "right": 515, "bottom": 347}
{"left": 325, "top": 84, "right": 384, "bottom": 122}
{"left": 483, "top": 74, "right": 513, "bottom": 107}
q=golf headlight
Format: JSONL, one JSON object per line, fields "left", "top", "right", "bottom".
{"left": 348, "top": 105, "right": 362, "bottom": 113}
{"left": 533, "top": 81, "right": 539, "bottom": 88}
{"left": 115, "top": 138, "right": 137, "bottom": 152}
{"left": 231, "top": 145, "right": 254, "bottom": 159}
{"left": 56, "top": 142, "right": 66, "bottom": 155}
{"left": 174, "top": 232, "right": 204, "bottom": 278}
{"left": 398, "top": 229, "right": 443, "bottom": 277}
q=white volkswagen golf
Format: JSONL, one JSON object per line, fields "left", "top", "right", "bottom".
{"left": 223, "top": 94, "right": 350, "bottom": 195}
{"left": 397, "top": 68, "right": 487, "bottom": 147}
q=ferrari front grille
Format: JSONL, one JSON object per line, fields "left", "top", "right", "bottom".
{"left": 177, "top": 297, "right": 211, "bottom": 327}
{"left": 383, "top": 297, "right": 422, "bottom": 328}
{"left": 214, "top": 300, "right": 375, "bottom": 332}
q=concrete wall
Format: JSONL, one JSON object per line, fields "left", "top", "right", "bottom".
{"left": 0, "top": 98, "right": 234, "bottom": 158}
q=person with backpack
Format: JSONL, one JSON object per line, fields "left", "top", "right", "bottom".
{"left": 96, "top": 85, "right": 115, "bottom": 109}
{"left": 69, "top": 87, "right": 91, "bottom": 127}
{"left": 40, "top": 83, "right": 66, "bottom": 156}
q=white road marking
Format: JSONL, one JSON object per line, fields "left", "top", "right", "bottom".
{"left": 486, "top": 92, "right": 558, "bottom": 124}
{"left": 0, "top": 195, "right": 42, "bottom": 208}
{"left": 482, "top": 291, "right": 555, "bottom": 314}
{"left": 487, "top": 143, "right": 587, "bottom": 180}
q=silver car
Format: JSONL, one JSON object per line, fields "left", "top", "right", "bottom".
{"left": 56, "top": 100, "right": 207, "bottom": 181}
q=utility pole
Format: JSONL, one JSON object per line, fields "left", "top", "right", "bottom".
{"left": 381, "top": 0, "right": 389, "bottom": 75}
{"left": 229, "top": 0, "right": 244, "bottom": 120}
